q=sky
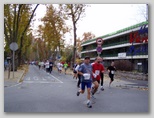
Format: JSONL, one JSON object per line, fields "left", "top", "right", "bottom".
{"left": 33, "top": 4, "right": 147, "bottom": 45}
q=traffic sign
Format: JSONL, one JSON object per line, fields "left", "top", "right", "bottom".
{"left": 10, "top": 42, "right": 18, "bottom": 51}
{"left": 97, "top": 47, "right": 102, "bottom": 54}
{"left": 96, "top": 38, "right": 103, "bottom": 45}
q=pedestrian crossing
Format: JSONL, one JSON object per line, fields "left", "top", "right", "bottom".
{"left": 23, "top": 75, "right": 63, "bottom": 83}
{"left": 23, "top": 65, "right": 63, "bottom": 84}
{"left": 23, "top": 75, "right": 62, "bottom": 84}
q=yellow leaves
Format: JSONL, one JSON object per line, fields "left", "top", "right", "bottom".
{"left": 82, "top": 32, "right": 96, "bottom": 42}
{"left": 38, "top": 4, "right": 69, "bottom": 52}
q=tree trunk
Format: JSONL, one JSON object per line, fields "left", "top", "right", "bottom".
{"left": 72, "top": 21, "right": 77, "bottom": 68}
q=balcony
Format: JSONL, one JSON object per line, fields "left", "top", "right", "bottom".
{"left": 81, "top": 40, "right": 129, "bottom": 52}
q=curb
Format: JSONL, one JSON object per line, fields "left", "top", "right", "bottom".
{"left": 17, "top": 70, "right": 26, "bottom": 83}
{"left": 116, "top": 85, "right": 148, "bottom": 90}
{"left": 4, "top": 70, "right": 25, "bottom": 88}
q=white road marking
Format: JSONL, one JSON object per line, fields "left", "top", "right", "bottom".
{"left": 26, "top": 77, "right": 30, "bottom": 81}
{"left": 23, "top": 75, "right": 63, "bottom": 84}
{"left": 33, "top": 76, "right": 39, "bottom": 81}
{"left": 5, "top": 66, "right": 64, "bottom": 88}
{"left": 42, "top": 77, "right": 46, "bottom": 81}
{"left": 5, "top": 83, "right": 22, "bottom": 88}
{"left": 23, "top": 81, "right": 61, "bottom": 84}
{"left": 49, "top": 74, "right": 63, "bottom": 83}
{"left": 33, "top": 65, "right": 63, "bottom": 83}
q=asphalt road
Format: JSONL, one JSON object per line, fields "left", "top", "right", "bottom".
{"left": 4, "top": 65, "right": 149, "bottom": 113}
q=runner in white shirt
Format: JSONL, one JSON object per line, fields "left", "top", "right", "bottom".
{"left": 57, "top": 62, "right": 63, "bottom": 73}
{"left": 41, "top": 61, "right": 44, "bottom": 70}
{"left": 45, "top": 60, "right": 50, "bottom": 73}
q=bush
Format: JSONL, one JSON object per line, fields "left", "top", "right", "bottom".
{"left": 114, "top": 60, "right": 133, "bottom": 71}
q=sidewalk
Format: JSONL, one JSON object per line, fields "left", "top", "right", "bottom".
{"left": 4, "top": 65, "right": 28, "bottom": 87}
{"left": 109, "top": 77, "right": 148, "bottom": 90}
{"left": 58, "top": 67, "right": 148, "bottom": 90}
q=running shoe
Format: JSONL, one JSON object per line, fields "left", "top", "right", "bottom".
{"left": 100, "top": 87, "right": 104, "bottom": 91}
{"left": 87, "top": 101, "right": 92, "bottom": 108}
{"left": 91, "top": 94, "right": 96, "bottom": 99}
{"left": 76, "top": 91, "right": 80, "bottom": 96}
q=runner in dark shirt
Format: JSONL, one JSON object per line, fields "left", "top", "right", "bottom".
{"left": 49, "top": 60, "right": 53, "bottom": 74}
{"left": 107, "top": 61, "right": 116, "bottom": 87}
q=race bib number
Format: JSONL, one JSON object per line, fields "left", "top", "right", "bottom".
{"left": 111, "top": 71, "right": 115, "bottom": 74}
{"left": 59, "top": 67, "right": 62, "bottom": 70}
{"left": 83, "top": 73, "right": 90, "bottom": 80}
{"left": 95, "top": 70, "right": 100, "bottom": 75}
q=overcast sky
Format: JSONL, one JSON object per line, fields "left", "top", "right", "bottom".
{"left": 33, "top": 4, "right": 147, "bottom": 45}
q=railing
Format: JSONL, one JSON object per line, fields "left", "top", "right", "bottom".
{"left": 101, "top": 54, "right": 117, "bottom": 57}
{"left": 81, "top": 40, "right": 129, "bottom": 52}
{"left": 103, "top": 40, "right": 129, "bottom": 48}
{"left": 126, "top": 52, "right": 148, "bottom": 56}
{"left": 82, "top": 21, "right": 148, "bottom": 45}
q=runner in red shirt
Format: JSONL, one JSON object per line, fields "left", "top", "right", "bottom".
{"left": 91, "top": 56, "right": 105, "bottom": 99}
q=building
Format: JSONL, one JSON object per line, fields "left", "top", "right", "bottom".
{"left": 81, "top": 21, "right": 148, "bottom": 73}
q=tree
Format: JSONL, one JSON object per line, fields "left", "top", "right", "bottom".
{"left": 4, "top": 4, "right": 39, "bottom": 66}
{"left": 75, "top": 32, "right": 95, "bottom": 59}
{"left": 59, "top": 4, "right": 88, "bottom": 67}
{"left": 81, "top": 32, "right": 96, "bottom": 43}
{"left": 21, "top": 32, "right": 34, "bottom": 61}
{"left": 35, "top": 4, "right": 69, "bottom": 61}
{"left": 133, "top": 4, "right": 148, "bottom": 22}
{"left": 18, "top": 4, "right": 39, "bottom": 65}
{"left": 76, "top": 37, "right": 82, "bottom": 58}
{"left": 61, "top": 45, "right": 73, "bottom": 63}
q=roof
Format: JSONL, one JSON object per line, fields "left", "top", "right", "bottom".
{"left": 82, "top": 21, "right": 148, "bottom": 45}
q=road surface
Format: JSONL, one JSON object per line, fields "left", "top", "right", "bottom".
{"left": 4, "top": 65, "right": 149, "bottom": 113}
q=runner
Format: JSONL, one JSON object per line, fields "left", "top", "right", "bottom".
{"left": 76, "top": 56, "right": 93, "bottom": 108}
{"left": 100, "top": 57, "right": 105, "bottom": 91}
{"left": 49, "top": 60, "right": 53, "bottom": 74}
{"left": 57, "top": 62, "right": 63, "bottom": 74}
{"left": 43, "top": 60, "right": 46, "bottom": 70}
{"left": 38, "top": 61, "right": 41, "bottom": 70}
{"left": 41, "top": 60, "right": 44, "bottom": 70}
{"left": 45, "top": 60, "right": 50, "bottom": 73}
{"left": 75, "top": 60, "right": 83, "bottom": 88}
{"left": 91, "top": 56, "right": 105, "bottom": 99}
{"left": 107, "top": 61, "right": 116, "bottom": 88}
{"left": 63, "top": 62, "right": 68, "bottom": 74}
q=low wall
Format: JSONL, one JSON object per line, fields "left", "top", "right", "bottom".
{"left": 105, "top": 71, "right": 148, "bottom": 81}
